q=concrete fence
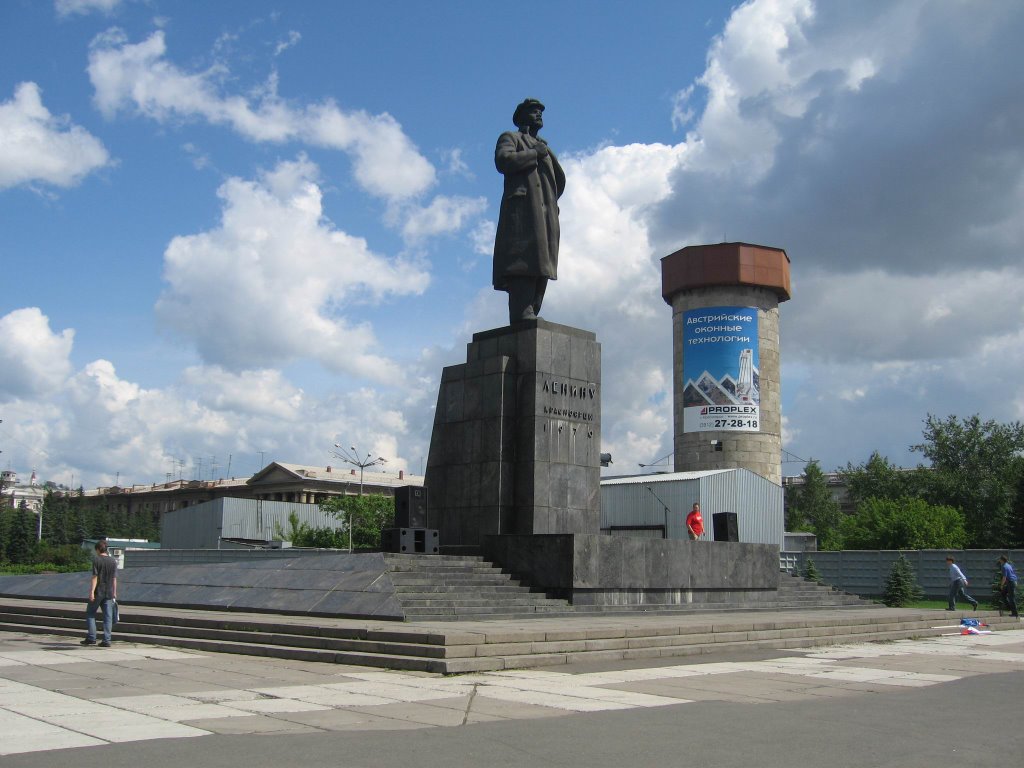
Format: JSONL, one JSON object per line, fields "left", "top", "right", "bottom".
{"left": 783, "top": 549, "right": 1023, "bottom": 599}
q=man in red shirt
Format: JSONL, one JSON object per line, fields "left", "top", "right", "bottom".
{"left": 686, "top": 503, "right": 704, "bottom": 540}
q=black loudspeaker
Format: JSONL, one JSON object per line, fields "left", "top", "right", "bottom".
{"left": 381, "top": 527, "right": 439, "bottom": 554}
{"left": 712, "top": 512, "right": 739, "bottom": 542}
{"left": 394, "top": 486, "right": 428, "bottom": 528}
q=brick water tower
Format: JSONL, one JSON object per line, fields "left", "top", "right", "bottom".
{"left": 661, "top": 243, "right": 791, "bottom": 485}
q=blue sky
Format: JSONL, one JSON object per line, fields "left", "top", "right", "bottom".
{"left": 2, "top": 0, "right": 1023, "bottom": 488}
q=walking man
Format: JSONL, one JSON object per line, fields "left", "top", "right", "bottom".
{"left": 83, "top": 540, "right": 117, "bottom": 647}
{"left": 945, "top": 556, "right": 978, "bottom": 611}
{"left": 998, "top": 555, "right": 1019, "bottom": 618}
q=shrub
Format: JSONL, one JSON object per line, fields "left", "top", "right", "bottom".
{"left": 840, "top": 496, "right": 967, "bottom": 550}
{"left": 802, "top": 557, "right": 821, "bottom": 582}
{"left": 882, "top": 554, "right": 924, "bottom": 607}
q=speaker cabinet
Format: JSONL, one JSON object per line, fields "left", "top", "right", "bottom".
{"left": 712, "top": 512, "right": 739, "bottom": 542}
{"left": 381, "top": 527, "right": 439, "bottom": 554}
{"left": 394, "top": 486, "right": 428, "bottom": 528}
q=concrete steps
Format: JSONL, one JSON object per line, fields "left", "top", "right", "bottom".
{"left": 381, "top": 553, "right": 874, "bottom": 621}
{"left": 0, "top": 601, "right": 452, "bottom": 672}
{"left": 384, "top": 553, "right": 573, "bottom": 620}
{"left": 2, "top": 598, "right": 1017, "bottom": 674}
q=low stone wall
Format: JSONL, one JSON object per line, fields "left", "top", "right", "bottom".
{"left": 484, "top": 533, "right": 779, "bottom": 606}
{"left": 125, "top": 548, "right": 339, "bottom": 568}
{"left": 0, "top": 553, "right": 404, "bottom": 619}
{"left": 786, "top": 549, "right": 1024, "bottom": 599}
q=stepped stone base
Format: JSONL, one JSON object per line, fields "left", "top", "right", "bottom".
{"left": 1, "top": 598, "right": 1016, "bottom": 674}
{"left": 0, "top": 547, "right": 852, "bottom": 623}
{"left": 484, "top": 534, "right": 779, "bottom": 606}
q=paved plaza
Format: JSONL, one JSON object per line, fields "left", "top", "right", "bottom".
{"left": 1, "top": 622, "right": 1022, "bottom": 766}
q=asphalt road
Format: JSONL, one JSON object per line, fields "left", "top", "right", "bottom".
{"left": 5, "top": 672, "right": 1021, "bottom": 768}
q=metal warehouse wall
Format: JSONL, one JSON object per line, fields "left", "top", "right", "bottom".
{"left": 713, "top": 469, "right": 783, "bottom": 548}
{"left": 161, "top": 497, "right": 347, "bottom": 549}
{"left": 601, "top": 476, "right": 700, "bottom": 540}
{"left": 601, "top": 469, "right": 783, "bottom": 547}
{"left": 161, "top": 498, "right": 224, "bottom": 548}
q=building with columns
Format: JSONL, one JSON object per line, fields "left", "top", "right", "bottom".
{"left": 1, "top": 470, "right": 45, "bottom": 514}
{"left": 83, "top": 462, "right": 423, "bottom": 522}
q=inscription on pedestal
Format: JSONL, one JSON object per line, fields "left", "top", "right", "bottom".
{"left": 425, "top": 320, "right": 601, "bottom": 550}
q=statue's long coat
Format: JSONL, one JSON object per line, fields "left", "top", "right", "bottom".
{"left": 492, "top": 130, "right": 566, "bottom": 290}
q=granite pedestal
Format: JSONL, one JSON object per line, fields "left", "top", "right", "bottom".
{"left": 425, "top": 320, "right": 779, "bottom": 603}
{"left": 425, "top": 320, "right": 601, "bottom": 551}
{"left": 484, "top": 534, "right": 780, "bottom": 606}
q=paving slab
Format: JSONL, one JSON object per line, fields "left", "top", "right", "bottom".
{"left": 3, "top": 620, "right": 1023, "bottom": 760}
{"left": 181, "top": 714, "right": 322, "bottom": 735}
{"left": 345, "top": 699, "right": 473, "bottom": 727}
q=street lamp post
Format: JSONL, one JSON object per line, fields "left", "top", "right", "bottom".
{"left": 330, "top": 444, "right": 387, "bottom": 553}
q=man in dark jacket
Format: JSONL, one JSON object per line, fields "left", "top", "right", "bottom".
{"left": 83, "top": 540, "right": 117, "bottom": 647}
{"left": 493, "top": 98, "right": 566, "bottom": 324}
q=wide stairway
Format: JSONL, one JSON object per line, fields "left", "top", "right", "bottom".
{"left": 1, "top": 597, "right": 1016, "bottom": 674}
{"left": 387, "top": 553, "right": 573, "bottom": 619}
{"left": 384, "top": 553, "right": 870, "bottom": 620}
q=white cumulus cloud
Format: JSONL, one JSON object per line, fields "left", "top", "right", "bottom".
{"left": 400, "top": 195, "right": 488, "bottom": 243}
{"left": 0, "top": 82, "right": 110, "bottom": 190}
{"left": 644, "top": 0, "right": 1024, "bottom": 470}
{"left": 155, "top": 156, "right": 429, "bottom": 381}
{"left": 0, "top": 308, "right": 75, "bottom": 400}
{"left": 87, "top": 29, "right": 435, "bottom": 201}
{"left": 55, "top": 0, "right": 123, "bottom": 17}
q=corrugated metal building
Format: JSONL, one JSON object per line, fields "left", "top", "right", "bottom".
{"left": 600, "top": 469, "right": 783, "bottom": 548}
{"left": 161, "top": 497, "right": 346, "bottom": 549}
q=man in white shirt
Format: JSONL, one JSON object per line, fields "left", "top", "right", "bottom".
{"left": 945, "top": 556, "right": 977, "bottom": 612}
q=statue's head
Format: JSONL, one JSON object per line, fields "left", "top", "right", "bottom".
{"left": 512, "top": 98, "right": 545, "bottom": 130}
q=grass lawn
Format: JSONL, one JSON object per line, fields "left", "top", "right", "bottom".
{"left": 904, "top": 599, "right": 954, "bottom": 610}
{"left": 904, "top": 598, "right": 1004, "bottom": 610}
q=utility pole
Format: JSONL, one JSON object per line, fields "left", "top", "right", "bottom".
{"left": 329, "top": 444, "right": 387, "bottom": 553}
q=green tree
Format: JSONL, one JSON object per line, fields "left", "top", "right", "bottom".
{"left": 321, "top": 494, "right": 395, "bottom": 550}
{"left": 839, "top": 496, "right": 967, "bottom": 550}
{"left": 839, "top": 451, "right": 930, "bottom": 506}
{"left": 0, "top": 508, "right": 10, "bottom": 564}
{"left": 912, "top": 414, "right": 1024, "bottom": 547}
{"left": 40, "top": 491, "right": 71, "bottom": 546}
{"left": 787, "top": 460, "right": 842, "bottom": 550}
{"left": 1011, "top": 473, "right": 1024, "bottom": 549}
{"left": 85, "top": 499, "right": 111, "bottom": 539}
{"left": 882, "top": 554, "right": 924, "bottom": 607}
{"left": 802, "top": 557, "right": 821, "bottom": 582}
{"left": 273, "top": 511, "right": 313, "bottom": 543}
{"left": 4, "top": 506, "right": 36, "bottom": 564}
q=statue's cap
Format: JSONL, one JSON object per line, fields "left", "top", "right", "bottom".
{"left": 513, "top": 98, "right": 545, "bottom": 127}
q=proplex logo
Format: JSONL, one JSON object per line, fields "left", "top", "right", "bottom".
{"left": 700, "top": 405, "right": 758, "bottom": 415}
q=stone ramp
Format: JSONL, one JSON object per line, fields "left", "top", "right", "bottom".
{"left": 0, "top": 553, "right": 406, "bottom": 619}
{"left": 1, "top": 598, "right": 1016, "bottom": 674}
{"left": 0, "top": 553, "right": 872, "bottom": 622}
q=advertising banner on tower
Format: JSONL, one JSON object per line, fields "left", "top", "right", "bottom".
{"left": 681, "top": 306, "right": 760, "bottom": 433}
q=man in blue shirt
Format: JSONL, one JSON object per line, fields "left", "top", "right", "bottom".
{"left": 945, "top": 556, "right": 978, "bottom": 611}
{"left": 998, "top": 555, "right": 1019, "bottom": 618}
